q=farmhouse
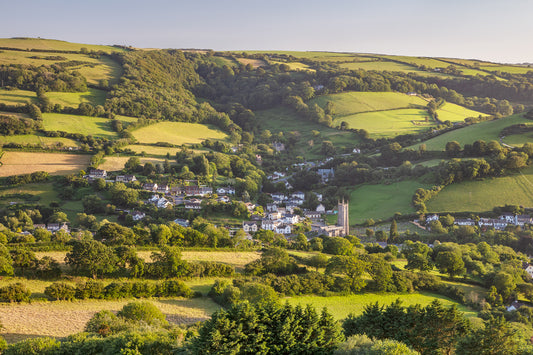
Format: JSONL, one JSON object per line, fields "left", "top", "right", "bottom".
{"left": 89, "top": 169, "right": 107, "bottom": 178}
{"left": 116, "top": 175, "right": 137, "bottom": 183}
{"left": 242, "top": 221, "right": 258, "bottom": 233}
{"left": 47, "top": 222, "right": 69, "bottom": 233}
{"left": 185, "top": 199, "right": 202, "bottom": 210}
{"left": 130, "top": 211, "right": 146, "bottom": 221}
{"left": 143, "top": 183, "right": 158, "bottom": 192}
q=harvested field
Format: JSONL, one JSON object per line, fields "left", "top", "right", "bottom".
{"left": 0, "top": 297, "right": 220, "bottom": 343}
{"left": 0, "top": 152, "right": 91, "bottom": 177}
{"left": 236, "top": 58, "right": 266, "bottom": 67}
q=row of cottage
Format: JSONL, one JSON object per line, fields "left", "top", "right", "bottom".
{"left": 426, "top": 213, "right": 533, "bottom": 230}
{"left": 242, "top": 205, "right": 324, "bottom": 236}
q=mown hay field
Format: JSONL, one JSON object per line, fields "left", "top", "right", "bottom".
{"left": 0, "top": 134, "right": 80, "bottom": 148}
{"left": 427, "top": 166, "right": 533, "bottom": 213}
{"left": 131, "top": 122, "right": 228, "bottom": 146}
{"left": 436, "top": 103, "right": 487, "bottom": 122}
{"left": 0, "top": 297, "right": 220, "bottom": 343}
{"left": 0, "top": 152, "right": 91, "bottom": 177}
{"left": 0, "top": 89, "right": 38, "bottom": 105}
{"left": 97, "top": 156, "right": 166, "bottom": 171}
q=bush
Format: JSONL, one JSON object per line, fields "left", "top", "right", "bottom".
{"left": 3, "top": 337, "right": 60, "bottom": 355}
{"left": 75, "top": 280, "right": 105, "bottom": 299}
{"left": 0, "top": 283, "right": 31, "bottom": 302}
{"left": 156, "top": 280, "right": 192, "bottom": 298}
{"left": 84, "top": 310, "right": 130, "bottom": 336}
{"left": 117, "top": 301, "right": 168, "bottom": 326}
{"left": 44, "top": 282, "right": 76, "bottom": 301}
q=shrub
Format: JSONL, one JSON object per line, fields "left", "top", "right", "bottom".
{"left": 84, "top": 310, "right": 130, "bottom": 336}
{"left": 156, "top": 280, "right": 192, "bottom": 298}
{"left": 117, "top": 301, "right": 168, "bottom": 326}
{"left": 44, "top": 282, "right": 76, "bottom": 301}
{"left": 0, "top": 283, "right": 31, "bottom": 302}
{"left": 75, "top": 280, "right": 105, "bottom": 299}
{"left": 3, "top": 337, "right": 60, "bottom": 355}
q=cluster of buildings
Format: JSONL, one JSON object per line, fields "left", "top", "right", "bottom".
{"left": 425, "top": 213, "right": 533, "bottom": 231}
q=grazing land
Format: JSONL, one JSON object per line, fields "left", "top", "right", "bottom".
{"left": 335, "top": 108, "right": 435, "bottom": 138}
{"left": 310, "top": 92, "right": 427, "bottom": 116}
{"left": 0, "top": 89, "right": 38, "bottom": 105}
{"left": 503, "top": 130, "right": 533, "bottom": 147}
{"left": 409, "top": 114, "right": 530, "bottom": 151}
{"left": 45, "top": 88, "right": 107, "bottom": 108}
{"left": 349, "top": 180, "right": 432, "bottom": 223}
{"left": 286, "top": 292, "right": 477, "bottom": 320}
{"left": 255, "top": 107, "right": 357, "bottom": 159}
{"left": 42, "top": 113, "right": 117, "bottom": 138}
{"left": 435, "top": 103, "right": 487, "bottom": 122}
{"left": 0, "top": 297, "right": 220, "bottom": 343}
{"left": 0, "top": 134, "right": 80, "bottom": 148}
{"left": 0, "top": 38, "right": 125, "bottom": 53}
{"left": 0, "top": 152, "right": 91, "bottom": 177}
{"left": 131, "top": 122, "right": 228, "bottom": 146}
{"left": 427, "top": 166, "right": 533, "bottom": 212}
{"left": 236, "top": 58, "right": 266, "bottom": 67}
{"left": 0, "top": 183, "right": 57, "bottom": 206}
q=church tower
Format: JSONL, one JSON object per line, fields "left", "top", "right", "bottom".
{"left": 337, "top": 199, "right": 349, "bottom": 236}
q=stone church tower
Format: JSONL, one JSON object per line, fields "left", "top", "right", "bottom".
{"left": 337, "top": 199, "right": 349, "bottom": 236}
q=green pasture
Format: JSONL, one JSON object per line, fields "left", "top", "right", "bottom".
{"left": 0, "top": 134, "right": 80, "bottom": 148}
{"left": 0, "top": 89, "right": 38, "bottom": 105}
{"left": 502, "top": 131, "right": 533, "bottom": 147}
{"left": 0, "top": 183, "right": 57, "bottom": 206}
{"left": 310, "top": 91, "right": 427, "bottom": 117}
{"left": 338, "top": 60, "right": 423, "bottom": 73}
{"left": 349, "top": 180, "right": 431, "bottom": 224}
{"left": 480, "top": 65, "right": 533, "bottom": 75}
{"left": 244, "top": 50, "right": 356, "bottom": 60}
{"left": 436, "top": 103, "right": 487, "bottom": 123}
{"left": 42, "top": 113, "right": 117, "bottom": 139}
{"left": 45, "top": 88, "right": 106, "bottom": 108}
{"left": 271, "top": 61, "right": 314, "bottom": 71}
{"left": 0, "top": 38, "right": 126, "bottom": 53}
{"left": 124, "top": 144, "right": 184, "bottom": 157}
{"left": 381, "top": 55, "right": 452, "bottom": 68}
{"left": 427, "top": 165, "right": 533, "bottom": 213}
{"left": 72, "top": 55, "right": 123, "bottom": 86}
{"left": 131, "top": 122, "right": 228, "bottom": 145}
{"left": 335, "top": 108, "right": 435, "bottom": 138}
{"left": 255, "top": 107, "right": 357, "bottom": 159}
{"left": 286, "top": 292, "right": 476, "bottom": 320}
{"left": 410, "top": 114, "right": 529, "bottom": 151}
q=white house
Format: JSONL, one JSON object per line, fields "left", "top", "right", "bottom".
{"left": 143, "top": 183, "right": 158, "bottom": 192}
{"left": 184, "top": 199, "right": 202, "bottom": 210}
{"left": 275, "top": 224, "right": 291, "bottom": 235}
{"left": 283, "top": 214, "right": 299, "bottom": 224}
{"left": 426, "top": 214, "right": 439, "bottom": 223}
{"left": 261, "top": 219, "right": 277, "bottom": 231}
{"left": 524, "top": 263, "right": 533, "bottom": 278}
{"left": 316, "top": 204, "right": 326, "bottom": 213}
{"left": 116, "top": 175, "right": 137, "bottom": 183}
{"left": 131, "top": 211, "right": 146, "bottom": 221}
{"left": 243, "top": 221, "right": 258, "bottom": 233}
{"left": 292, "top": 191, "right": 305, "bottom": 200}
{"left": 89, "top": 169, "right": 107, "bottom": 178}
{"left": 266, "top": 203, "right": 278, "bottom": 212}
{"left": 217, "top": 187, "right": 236, "bottom": 195}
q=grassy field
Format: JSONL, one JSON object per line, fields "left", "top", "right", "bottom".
{"left": 0, "top": 183, "right": 57, "bottom": 206}
{"left": 236, "top": 58, "right": 266, "bottom": 67}
{"left": 436, "top": 103, "right": 487, "bottom": 123}
{"left": 310, "top": 92, "right": 427, "bottom": 117}
{"left": 255, "top": 107, "right": 357, "bottom": 159}
{"left": 335, "top": 108, "right": 435, "bottom": 138}
{"left": 427, "top": 165, "right": 533, "bottom": 212}
{"left": 244, "top": 51, "right": 356, "bottom": 61}
{"left": 42, "top": 113, "right": 117, "bottom": 139}
{"left": 97, "top": 156, "right": 166, "bottom": 171}
{"left": 349, "top": 180, "right": 431, "bottom": 224}
{"left": 503, "top": 131, "right": 533, "bottom": 147}
{"left": 0, "top": 134, "right": 80, "bottom": 148}
{"left": 125, "top": 144, "right": 184, "bottom": 158}
{"left": 271, "top": 61, "right": 314, "bottom": 71}
{"left": 45, "top": 88, "right": 107, "bottom": 108}
{"left": 410, "top": 114, "right": 530, "bottom": 151}
{"left": 0, "top": 297, "right": 220, "bottom": 343}
{"left": 0, "top": 89, "right": 38, "bottom": 105}
{"left": 0, "top": 152, "right": 91, "bottom": 177}
{"left": 339, "top": 60, "right": 423, "bottom": 73}
{"left": 286, "top": 292, "right": 476, "bottom": 320}
{"left": 0, "top": 38, "right": 125, "bottom": 53}
{"left": 131, "top": 122, "right": 228, "bottom": 146}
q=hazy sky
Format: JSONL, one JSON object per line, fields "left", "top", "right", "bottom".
{"left": 3, "top": 0, "right": 533, "bottom": 63}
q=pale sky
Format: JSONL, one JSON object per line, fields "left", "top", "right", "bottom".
{"left": 3, "top": 0, "right": 533, "bottom": 63}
